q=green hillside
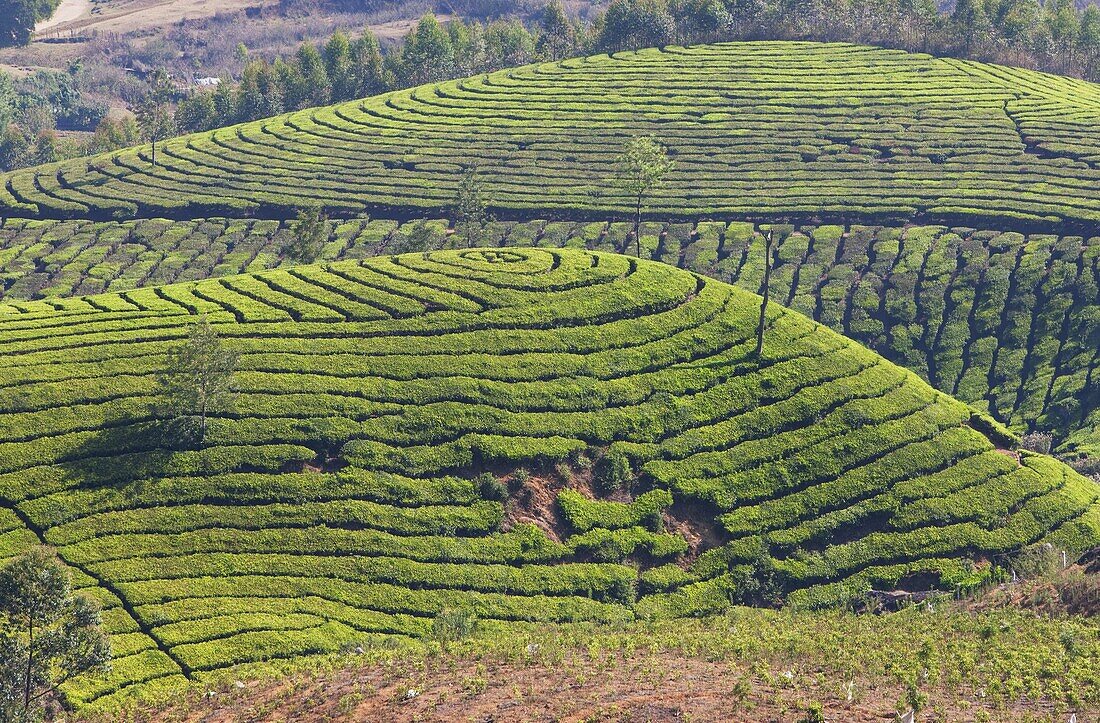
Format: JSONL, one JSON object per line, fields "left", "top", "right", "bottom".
{"left": 0, "top": 248, "right": 1096, "bottom": 706}
{"left": 2, "top": 217, "right": 1097, "bottom": 458}
{"left": 4, "top": 43, "right": 1100, "bottom": 227}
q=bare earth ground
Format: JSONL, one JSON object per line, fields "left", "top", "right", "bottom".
{"left": 33, "top": 0, "right": 283, "bottom": 39}
{"left": 95, "top": 569, "right": 1100, "bottom": 723}
{"left": 7, "top": 0, "right": 422, "bottom": 79}
{"left": 120, "top": 651, "right": 1091, "bottom": 723}
{"left": 35, "top": 0, "right": 94, "bottom": 34}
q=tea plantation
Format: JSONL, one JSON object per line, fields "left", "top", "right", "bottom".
{"left": 2, "top": 216, "right": 1097, "bottom": 458}
{"left": 0, "top": 248, "right": 1096, "bottom": 707}
{"left": 3, "top": 43, "right": 1100, "bottom": 228}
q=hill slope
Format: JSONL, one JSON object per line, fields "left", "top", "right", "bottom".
{"left": 2, "top": 217, "right": 1097, "bottom": 458}
{"left": 4, "top": 42, "right": 1100, "bottom": 227}
{"left": 0, "top": 248, "right": 1096, "bottom": 706}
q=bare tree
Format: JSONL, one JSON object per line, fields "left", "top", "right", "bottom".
{"left": 755, "top": 229, "right": 775, "bottom": 358}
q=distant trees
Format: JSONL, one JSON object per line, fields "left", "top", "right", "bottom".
{"left": 0, "top": 0, "right": 61, "bottom": 48}
{"left": 953, "top": 0, "right": 993, "bottom": 56}
{"left": 587, "top": 0, "right": 1100, "bottom": 79}
{"left": 1081, "top": 7, "right": 1100, "bottom": 75}
{"left": 173, "top": 12, "right": 579, "bottom": 135}
{"left": 0, "top": 65, "right": 110, "bottom": 171}
{"left": 0, "top": 548, "right": 110, "bottom": 721}
{"left": 536, "top": 0, "right": 576, "bottom": 61}
{"left": 324, "top": 32, "right": 356, "bottom": 102}
{"left": 156, "top": 317, "right": 239, "bottom": 447}
{"left": 284, "top": 206, "right": 329, "bottom": 263}
{"left": 614, "top": 135, "right": 672, "bottom": 258}
{"left": 402, "top": 14, "right": 456, "bottom": 85}
{"left": 236, "top": 60, "right": 283, "bottom": 123}
{"left": 600, "top": 0, "right": 677, "bottom": 52}
{"left": 454, "top": 167, "right": 493, "bottom": 248}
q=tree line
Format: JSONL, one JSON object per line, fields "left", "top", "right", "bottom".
{"left": 0, "top": 65, "right": 128, "bottom": 173}
{"left": 168, "top": 0, "right": 1100, "bottom": 135}
{"left": 172, "top": 11, "right": 566, "bottom": 133}
{"left": 592, "top": 0, "right": 1100, "bottom": 79}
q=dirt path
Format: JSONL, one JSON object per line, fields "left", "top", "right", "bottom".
{"left": 35, "top": 0, "right": 93, "bottom": 34}
{"left": 31, "top": 0, "right": 281, "bottom": 38}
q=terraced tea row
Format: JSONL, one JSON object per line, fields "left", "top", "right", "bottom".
{"left": 0, "top": 248, "right": 1096, "bottom": 705}
{"left": 4, "top": 43, "right": 1100, "bottom": 228}
{"left": 3, "top": 216, "right": 1096, "bottom": 457}
{"left": 0, "top": 217, "right": 399, "bottom": 299}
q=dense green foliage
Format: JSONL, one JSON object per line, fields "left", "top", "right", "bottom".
{"left": 0, "top": 66, "right": 113, "bottom": 173}
{"left": 0, "top": 548, "right": 110, "bottom": 720}
{"left": 1, "top": 216, "right": 1096, "bottom": 458}
{"left": 0, "top": 248, "right": 1095, "bottom": 706}
{"left": 0, "top": 0, "right": 60, "bottom": 48}
{"left": 6, "top": 43, "right": 1100, "bottom": 228}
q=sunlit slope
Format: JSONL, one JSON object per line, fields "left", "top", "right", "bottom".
{"left": 4, "top": 43, "right": 1100, "bottom": 225}
{"left": 2, "top": 218, "right": 1097, "bottom": 457}
{"left": 0, "top": 248, "right": 1096, "bottom": 706}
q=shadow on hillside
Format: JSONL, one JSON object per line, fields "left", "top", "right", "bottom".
{"left": 59, "top": 417, "right": 207, "bottom": 496}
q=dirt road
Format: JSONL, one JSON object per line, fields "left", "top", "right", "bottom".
{"left": 35, "top": 0, "right": 93, "bottom": 34}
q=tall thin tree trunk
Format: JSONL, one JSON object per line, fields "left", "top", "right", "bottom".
{"left": 755, "top": 230, "right": 774, "bottom": 358}
{"left": 635, "top": 197, "right": 642, "bottom": 258}
{"left": 24, "top": 620, "right": 33, "bottom": 711}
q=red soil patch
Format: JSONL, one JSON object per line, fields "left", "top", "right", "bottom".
{"left": 499, "top": 462, "right": 630, "bottom": 544}
{"left": 663, "top": 499, "right": 726, "bottom": 566}
{"left": 501, "top": 472, "right": 570, "bottom": 543}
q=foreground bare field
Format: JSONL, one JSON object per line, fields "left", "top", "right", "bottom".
{"left": 108, "top": 645, "right": 1092, "bottom": 723}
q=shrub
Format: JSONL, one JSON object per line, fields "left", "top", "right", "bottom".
{"left": 605, "top": 575, "right": 638, "bottom": 606}
{"left": 509, "top": 467, "right": 531, "bottom": 492}
{"left": 431, "top": 607, "right": 478, "bottom": 650}
{"left": 1010, "top": 543, "right": 1063, "bottom": 579}
{"left": 475, "top": 472, "right": 507, "bottom": 501}
{"left": 1020, "top": 432, "right": 1053, "bottom": 455}
{"left": 729, "top": 545, "right": 785, "bottom": 607}
{"left": 593, "top": 450, "right": 632, "bottom": 495}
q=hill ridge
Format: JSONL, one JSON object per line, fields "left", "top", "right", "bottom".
{"left": 5, "top": 42, "right": 1100, "bottom": 231}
